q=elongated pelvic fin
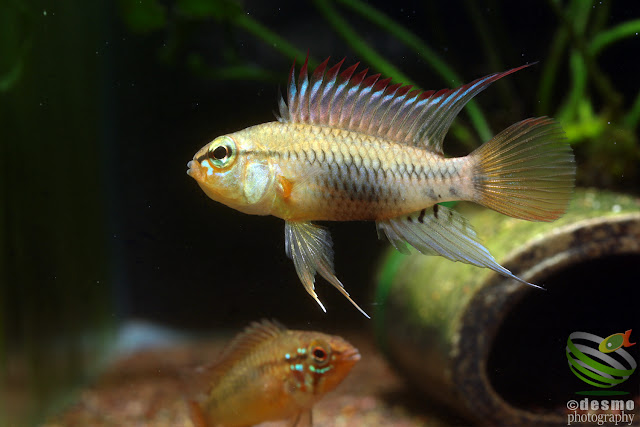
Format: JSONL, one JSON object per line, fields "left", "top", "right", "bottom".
{"left": 471, "top": 117, "right": 575, "bottom": 221}
{"left": 376, "top": 206, "right": 541, "bottom": 288}
{"left": 279, "top": 55, "right": 534, "bottom": 155}
{"left": 188, "top": 400, "right": 208, "bottom": 427}
{"left": 284, "top": 221, "right": 370, "bottom": 318}
{"left": 288, "top": 409, "right": 312, "bottom": 427}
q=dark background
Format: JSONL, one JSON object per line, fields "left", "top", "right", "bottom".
{"left": 3, "top": 0, "right": 640, "bottom": 330}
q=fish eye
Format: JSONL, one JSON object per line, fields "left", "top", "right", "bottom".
{"left": 311, "top": 346, "right": 328, "bottom": 364}
{"left": 212, "top": 145, "right": 229, "bottom": 160}
{"left": 207, "top": 136, "right": 236, "bottom": 168}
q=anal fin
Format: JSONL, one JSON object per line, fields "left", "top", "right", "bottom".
{"left": 285, "top": 221, "right": 370, "bottom": 318}
{"left": 376, "top": 205, "right": 541, "bottom": 288}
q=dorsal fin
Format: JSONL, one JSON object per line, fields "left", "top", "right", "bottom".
{"left": 279, "top": 56, "right": 534, "bottom": 155}
{"left": 205, "top": 319, "right": 287, "bottom": 387}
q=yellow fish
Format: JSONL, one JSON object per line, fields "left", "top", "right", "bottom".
{"left": 187, "top": 57, "right": 575, "bottom": 318}
{"left": 189, "top": 319, "right": 360, "bottom": 427}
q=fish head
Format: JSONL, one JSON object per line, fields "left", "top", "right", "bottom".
{"left": 187, "top": 133, "right": 275, "bottom": 215}
{"left": 285, "top": 332, "right": 360, "bottom": 402}
{"left": 308, "top": 333, "right": 360, "bottom": 393}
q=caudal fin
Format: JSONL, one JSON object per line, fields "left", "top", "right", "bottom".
{"left": 471, "top": 117, "right": 575, "bottom": 222}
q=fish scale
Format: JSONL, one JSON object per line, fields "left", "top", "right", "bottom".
{"left": 248, "top": 122, "right": 462, "bottom": 221}
{"left": 188, "top": 56, "right": 575, "bottom": 317}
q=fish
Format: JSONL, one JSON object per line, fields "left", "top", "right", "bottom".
{"left": 187, "top": 57, "right": 575, "bottom": 318}
{"left": 188, "top": 319, "right": 360, "bottom": 427}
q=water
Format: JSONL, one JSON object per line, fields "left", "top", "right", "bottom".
{"left": 1, "top": 1, "right": 639, "bottom": 425}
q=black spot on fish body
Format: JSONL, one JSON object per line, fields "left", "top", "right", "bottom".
{"left": 433, "top": 204, "right": 439, "bottom": 219}
{"left": 407, "top": 216, "right": 413, "bottom": 222}
{"left": 426, "top": 188, "right": 437, "bottom": 201}
{"left": 449, "top": 186, "right": 459, "bottom": 197}
{"left": 418, "top": 208, "right": 426, "bottom": 223}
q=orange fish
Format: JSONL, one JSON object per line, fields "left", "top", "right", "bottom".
{"left": 189, "top": 319, "right": 360, "bottom": 427}
{"left": 187, "top": 57, "right": 575, "bottom": 317}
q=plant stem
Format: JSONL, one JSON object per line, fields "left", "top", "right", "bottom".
{"left": 233, "top": 13, "right": 315, "bottom": 66}
{"left": 313, "top": 0, "right": 413, "bottom": 84}
{"left": 623, "top": 91, "right": 640, "bottom": 130}
{"left": 557, "top": 51, "right": 587, "bottom": 124}
{"left": 336, "top": 0, "right": 458, "bottom": 85}
{"left": 188, "top": 55, "right": 280, "bottom": 82}
{"left": 541, "top": 0, "right": 591, "bottom": 118}
{"left": 331, "top": 0, "right": 493, "bottom": 141}
{"left": 590, "top": 0, "right": 612, "bottom": 37}
{"left": 538, "top": 20, "right": 568, "bottom": 115}
{"left": 464, "top": 0, "right": 515, "bottom": 107}
{"left": 548, "top": 0, "right": 622, "bottom": 113}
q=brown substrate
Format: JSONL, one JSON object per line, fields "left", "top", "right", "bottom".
{"left": 43, "top": 332, "right": 462, "bottom": 426}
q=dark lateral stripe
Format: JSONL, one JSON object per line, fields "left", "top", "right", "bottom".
{"left": 242, "top": 149, "right": 280, "bottom": 158}
{"left": 282, "top": 353, "right": 307, "bottom": 364}
{"left": 196, "top": 148, "right": 279, "bottom": 164}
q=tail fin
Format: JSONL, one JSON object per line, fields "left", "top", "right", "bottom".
{"left": 471, "top": 117, "right": 575, "bottom": 222}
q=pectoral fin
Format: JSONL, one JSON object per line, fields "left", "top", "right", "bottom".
{"left": 376, "top": 205, "right": 541, "bottom": 288}
{"left": 276, "top": 166, "right": 325, "bottom": 205}
{"left": 288, "top": 409, "right": 312, "bottom": 427}
{"left": 284, "top": 221, "right": 370, "bottom": 318}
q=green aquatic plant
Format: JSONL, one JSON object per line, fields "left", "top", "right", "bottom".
{"left": 540, "top": 0, "right": 640, "bottom": 188}
{"left": 0, "top": 0, "right": 31, "bottom": 92}
{"left": 118, "top": 0, "right": 640, "bottom": 190}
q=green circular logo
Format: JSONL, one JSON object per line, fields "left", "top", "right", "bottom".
{"left": 566, "top": 332, "right": 637, "bottom": 388}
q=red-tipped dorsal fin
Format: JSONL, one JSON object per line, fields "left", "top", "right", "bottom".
{"left": 297, "top": 55, "right": 310, "bottom": 123}
{"left": 309, "top": 58, "right": 329, "bottom": 123}
{"left": 319, "top": 57, "right": 345, "bottom": 123}
{"left": 204, "top": 319, "right": 287, "bottom": 386}
{"left": 280, "top": 57, "right": 536, "bottom": 154}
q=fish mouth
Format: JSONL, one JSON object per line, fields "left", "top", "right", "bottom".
{"left": 341, "top": 348, "right": 361, "bottom": 362}
{"left": 186, "top": 160, "right": 195, "bottom": 177}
